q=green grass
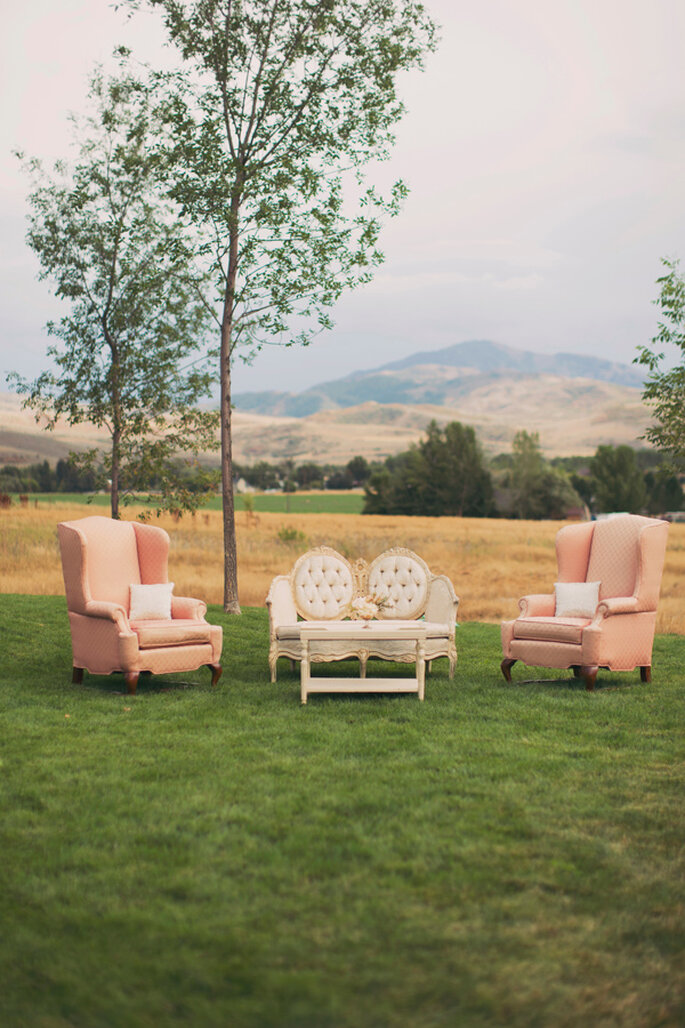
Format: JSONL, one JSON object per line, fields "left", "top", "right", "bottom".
{"left": 1, "top": 595, "right": 684, "bottom": 1028}
{"left": 14, "top": 491, "right": 365, "bottom": 514}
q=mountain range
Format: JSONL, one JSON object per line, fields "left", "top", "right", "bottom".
{"left": 233, "top": 340, "right": 645, "bottom": 417}
{"left": 0, "top": 341, "right": 650, "bottom": 468}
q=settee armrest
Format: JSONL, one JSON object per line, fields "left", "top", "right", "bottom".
{"left": 518, "top": 594, "right": 555, "bottom": 617}
{"left": 266, "top": 576, "right": 298, "bottom": 629}
{"left": 425, "top": 574, "right": 459, "bottom": 626}
{"left": 172, "top": 596, "right": 207, "bottom": 620}
{"left": 594, "top": 596, "right": 640, "bottom": 620}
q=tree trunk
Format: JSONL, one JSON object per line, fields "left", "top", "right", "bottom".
{"left": 220, "top": 318, "right": 240, "bottom": 613}
{"left": 220, "top": 177, "right": 242, "bottom": 614}
{"left": 110, "top": 346, "right": 121, "bottom": 520}
{"left": 110, "top": 428, "right": 120, "bottom": 520}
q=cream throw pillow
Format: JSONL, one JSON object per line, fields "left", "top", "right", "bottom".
{"left": 129, "top": 582, "right": 174, "bottom": 621}
{"left": 554, "top": 581, "right": 600, "bottom": 619}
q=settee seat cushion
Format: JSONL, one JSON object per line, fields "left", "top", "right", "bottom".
{"left": 131, "top": 619, "right": 214, "bottom": 649}
{"left": 513, "top": 616, "right": 591, "bottom": 645}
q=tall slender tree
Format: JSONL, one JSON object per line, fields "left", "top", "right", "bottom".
{"left": 635, "top": 257, "right": 685, "bottom": 469}
{"left": 121, "top": 0, "right": 437, "bottom": 611}
{"left": 10, "top": 69, "right": 219, "bottom": 519}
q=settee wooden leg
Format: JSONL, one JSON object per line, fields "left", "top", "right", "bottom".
{"left": 571, "top": 665, "right": 581, "bottom": 678}
{"left": 580, "top": 665, "right": 598, "bottom": 691}
{"left": 207, "top": 663, "right": 222, "bottom": 687}
{"left": 125, "top": 672, "right": 139, "bottom": 695}
{"left": 501, "top": 657, "right": 517, "bottom": 682}
{"left": 640, "top": 665, "right": 652, "bottom": 684}
{"left": 72, "top": 666, "right": 84, "bottom": 684}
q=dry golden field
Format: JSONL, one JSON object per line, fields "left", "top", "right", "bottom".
{"left": 1, "top": 501, "right": 683, "bottom": 633}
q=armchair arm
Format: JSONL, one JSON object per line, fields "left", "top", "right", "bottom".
{"left": 594, "top": 596, "right": 639, "bottom": 620}
{"left": 518, "top": 594, "right": 555, "bottom": 617}
{"left": 172, "top": 596, "right": 207, "bottom": 620}
{"left": 425, "top": 574, "right": 459, "bottom": 625}
{"left": 83, "top": 599, "right": 131, "bottom": 633}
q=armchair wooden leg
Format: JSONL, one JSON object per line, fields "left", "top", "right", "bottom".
{"left": 124, "top": 672, "right": 139, "bottom": 695}
{"left": 207, "top": 663, "right": 222, "bottom": 687}
{"left": 580, "top": 665, "right": 598, "bottom": 691}
{"left": 72, "top": 666, "right": 84, "bottom": 684}
{"left": 501, "top": 657, "right": 517, "bottom": 682}
{"left": 640, "top": 665, "right": 652, "bottom": 684}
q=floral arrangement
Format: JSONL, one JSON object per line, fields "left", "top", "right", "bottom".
{"left": 349, "top": 591, "right": 394, "bottom": 620}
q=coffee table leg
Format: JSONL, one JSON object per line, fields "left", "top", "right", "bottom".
{"left": 417, "top": 638, "right": 426, "bottom": 701}
{"left": 301, "top": 639, "right": 310, "bottom": 705}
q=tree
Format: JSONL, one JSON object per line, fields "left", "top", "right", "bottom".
{"left": 635, "top": 258, "right": 685, "bottom": 469}
{"left": 346, "top": 455, "right": 371, "bottom": 485}
{"left": 121, "top": 0, "right": 437, "bottom": 611}
{"left": 363, "top": 420, "right": 494, "bottom": 516}
{"left": 9, "top": 69, "right": 219, "bottom": 519}
{"left": 643, "top": 469, "right": 683, "bottom": 514}
{"left": 590, "top": 445, "right": 646, "bottom": 514}
{"left": 509, "top": 430, "right": 581, "bottom": 519}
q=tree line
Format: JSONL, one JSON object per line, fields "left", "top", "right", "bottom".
{"left": 5, "top": 429, "right": 681, "bottom": 520}
{"left": 361, "top": 423, "right": 683, "bottom": 518}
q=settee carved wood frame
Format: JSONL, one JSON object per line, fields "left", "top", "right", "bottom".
{"left": 266, "top": 546, "right": 458, "bottom": 683}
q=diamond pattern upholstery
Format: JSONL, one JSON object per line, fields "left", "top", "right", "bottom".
{"left": 501, "top": 514, "right": 669, "bottom": 690}
{"left": 57, "top": 516, "right": 222, "bottom": 694}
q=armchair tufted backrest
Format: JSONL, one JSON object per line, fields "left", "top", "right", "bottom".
{"left": 290, "top": 547, "right": 355, "bottom": 620}
{"left": 367, "top": 548, "right": 430, "bottom": 620}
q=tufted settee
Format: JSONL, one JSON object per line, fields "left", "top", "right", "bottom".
{"left": 266, "top": 546, "right": 458, "bottom": 682}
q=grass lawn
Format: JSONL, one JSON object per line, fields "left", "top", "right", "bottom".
{"left": 16, "top": 491, "right": 365, "bottom": 515}
{"left": 1, "top": 596, "right": 684, "bottom": 1027}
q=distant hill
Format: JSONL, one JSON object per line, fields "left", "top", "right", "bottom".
{"left": 233, "top": 340, "right": 645, "bottom": 416}
{"left": 0, "top": 338, "right": 651, "bottom": 468}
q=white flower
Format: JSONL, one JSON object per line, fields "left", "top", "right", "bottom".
{"left": 351, "top": 596, "right": 378, "bottom": 619}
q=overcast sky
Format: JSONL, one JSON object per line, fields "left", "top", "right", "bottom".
{"left": 1, "top": 0, "right": 683, "bottom": 396}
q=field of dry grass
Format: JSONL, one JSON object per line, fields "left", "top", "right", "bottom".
{"left": 1, "top": 501, "right": 683, "bottom": 633}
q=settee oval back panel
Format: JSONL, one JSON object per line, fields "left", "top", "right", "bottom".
{"left": 367, "top": 550, "right": 429, "bottom": 620}
{"left": 291, "top": 548, "right": 354, "bottom": 620}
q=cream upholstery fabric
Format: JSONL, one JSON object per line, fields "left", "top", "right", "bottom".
{"left": 267, "top": 547, "right": 458, "bottom": 682}
{"left": 367, "top": 550, "right": 429, "bottom": 619}
{"left": 129, "top": 582, "right": 174, "bottom": 621}
{"left": 291, "top": 548, "right": 355, "bottom": 620}
{"left": 554, "top": 581, "right": 599, "bottom": 618}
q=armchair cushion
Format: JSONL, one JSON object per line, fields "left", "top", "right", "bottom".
{"left": 513, "top": 616, "right": 591, "bottom": 645}
{"left": 554, "top": 581, "right": 600, "bottom": 618}
{"left": 129, "top": 582, "right": 174, "bottom": 621}
{"left": 131, "top": 619, "right": 213, "bottom": 649}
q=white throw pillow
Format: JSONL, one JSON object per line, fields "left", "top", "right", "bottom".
{"left": 129, "top": 582, "right": 174, "bottom": 621}
{"left": 554, "top": 581, "right": 600, "bottom": 619}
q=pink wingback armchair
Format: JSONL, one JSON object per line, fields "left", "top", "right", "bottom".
{"left": 501, "top": 514, "right": 669, "bottom": 691}
{"left": 57, "top": 516, "right": 222, "bottom": 694}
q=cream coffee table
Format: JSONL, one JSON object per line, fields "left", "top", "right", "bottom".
{"left": 299, "top": 622, "right": 427, "bottom": 704}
